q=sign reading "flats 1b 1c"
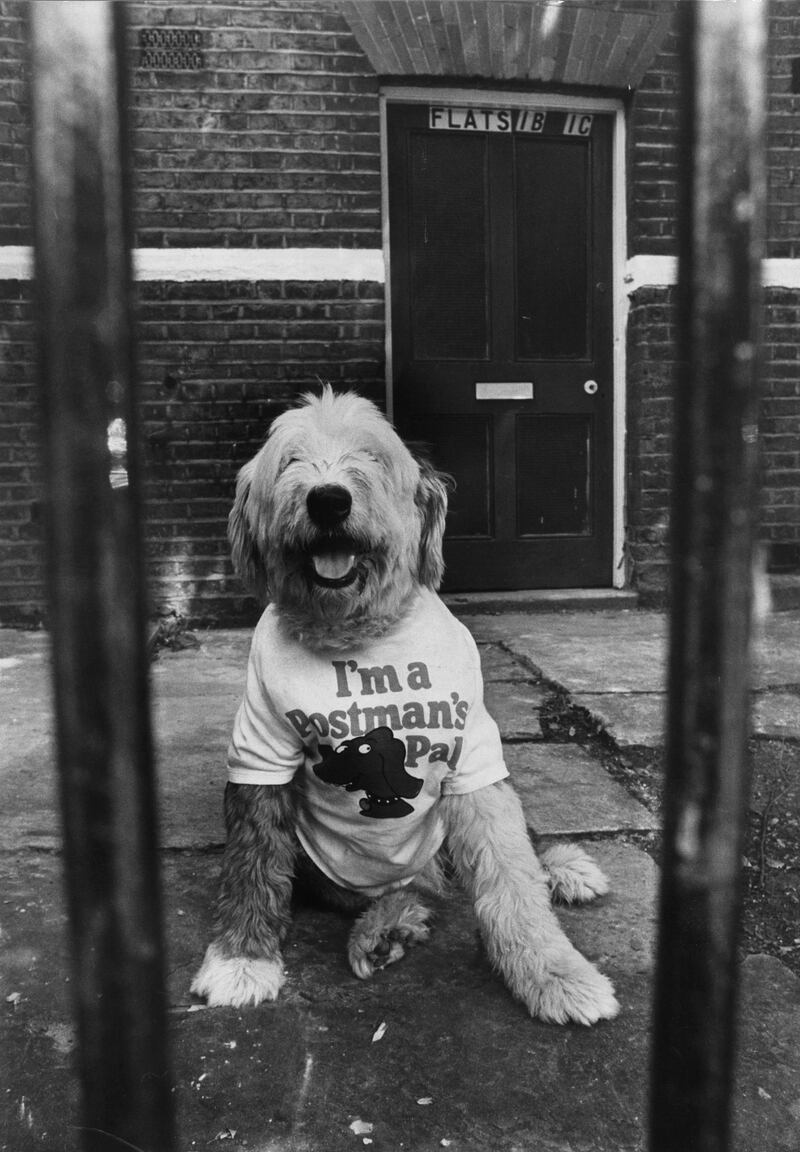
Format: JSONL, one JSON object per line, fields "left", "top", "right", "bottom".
{"left": 428, "top": 106, "right": 594, "bottom": 137}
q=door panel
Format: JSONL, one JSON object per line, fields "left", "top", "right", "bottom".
{"left": 408, "top": 133, "right": 490, "bottom": 361}
{"left": 516, "top": 415, "right": 593, "bottom": 537}
{"left": 388, "top": 101, "right": 614, "bottom": 590}
{"left": 406, "top": 414, "right": 493, "bottom": 539}
{"left": 514, "top": 138, "right": 590, "bottom": 360}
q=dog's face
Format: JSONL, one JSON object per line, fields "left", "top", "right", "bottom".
{"left": 229, "top": 388, "right": 448, "bottom": 648}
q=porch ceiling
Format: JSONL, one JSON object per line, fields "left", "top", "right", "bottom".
{"left": 339, "top": 1, "right": 675, "bottom": 90}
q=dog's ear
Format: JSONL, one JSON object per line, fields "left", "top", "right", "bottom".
{"left": 228, "top": 459, "right": 268, "bottom": 600}
{"left": 412, "top": 448, "right": 451, "bottom": 590}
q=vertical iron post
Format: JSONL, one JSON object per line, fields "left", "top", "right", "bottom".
{"left": 29, "top": 5, "right": 175, "bottom": 1151}
{"left": 650, "top": 3, "right": 766, "bottom": 1152}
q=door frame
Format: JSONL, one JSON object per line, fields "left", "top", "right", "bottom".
{"left": 379, "top": 86, "right": 628, "bottom": 590}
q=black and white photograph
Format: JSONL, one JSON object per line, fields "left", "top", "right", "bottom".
{"left": 0, "top": 2, "right": 798, "bottom": 1150}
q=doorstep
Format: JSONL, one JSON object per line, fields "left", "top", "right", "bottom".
{"left": 443, "top": 587, "right": 639, "bottom": 614}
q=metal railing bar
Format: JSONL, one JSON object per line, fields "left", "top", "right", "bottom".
{"left": 29, "top": 4, "right": 176, "bottom": 1150}
{"left": 649, "top": 3, "right": 767, "bottom": 1150}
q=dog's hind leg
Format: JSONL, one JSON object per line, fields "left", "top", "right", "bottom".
{"left": 348, "top": 887, "right": 433, "bottom": 980}
{"left": 191, "top": 782, "right": 297, "bottom": 1008}
{"left": 442, "top": 781, "right": 619, "bottom": 1026}
{"left": 539, "top": 842, "right": 610, "bottom": 905}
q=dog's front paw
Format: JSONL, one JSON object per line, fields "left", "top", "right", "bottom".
{"left": 512, "top": 946, "right": 620, "bottom": 1026}
{"left": 348, "top": 893, "right": 432, "bottom": 980}
{"left": 540, "top": 843, "right": 610, "bottom": 905}
{"left": 191, "top": 941, "right": 285, "bottom": 1008}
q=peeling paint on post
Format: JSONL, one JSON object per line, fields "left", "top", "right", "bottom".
{"left": 650, "top": 4, "right": 766, "bottom": 1152}
{"left": 29, "top": 4, "right": 175, "bottom": 1151}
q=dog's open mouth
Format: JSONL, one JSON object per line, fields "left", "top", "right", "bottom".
{"left": 307, "top": 546, "right": 361, "bottom": 589}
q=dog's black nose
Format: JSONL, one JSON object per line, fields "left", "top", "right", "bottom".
{"left": 307, "top": 484, "right": 352, "bottom": 528}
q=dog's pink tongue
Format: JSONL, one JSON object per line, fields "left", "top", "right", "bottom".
{"left": 313, "top": 552, "right": 355, "bottom": 580}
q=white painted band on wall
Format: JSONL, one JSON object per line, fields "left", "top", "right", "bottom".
{"left": 0, "top": 246, "right": 32, "bottom": 280}
{"left": 3, "top": 245, "right": 800, "bottom": 288}
{"left": 0, "top": 246, "right": 387, "bottom": 283}
{"left": 762, "top": 258, "right": 800, "bottom": 289}
{"left": 625, "top": 253, "right": 800, "bottom": 292}
{"left": 624, "top": 254, "right": 678, "bottom": 292}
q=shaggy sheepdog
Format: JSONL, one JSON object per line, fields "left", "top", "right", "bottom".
{"left": 192, "top": 387, "right": 619, "bottom": 1025}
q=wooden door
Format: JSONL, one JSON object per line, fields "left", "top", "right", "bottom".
{"left": 387, "top": 101, "right": 614, "bottom": 590}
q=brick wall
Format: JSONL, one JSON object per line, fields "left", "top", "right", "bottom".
{"left": 628, "top": 1, "right": 800, "bottom": 259}
{"left": 627, "top": 282, "right": 800, "bottom": 602}
{"left": 137, "top": 277, "right": 384, "bottom": 623}
{"left": 762, "top": 289, "right": 800, "bottom": 571}
{"left": 130, "top": 2, "right": 384, "bottom": 621}
{"left": 0, "top": 280, "right": 40, "bottom": 625}
{"left": 766, "top": 1, "right": 800, "bottom": 258}
{"left": 1, "top": 0, "right": 800, "bottom": 622}
{"left": 628, "top": 24, "right": 680, "bottom": 256}
{"left": 127, "top": 0, "right": 381, "bottom": 250}
{"left": 0, "top": 0, "right": 383, "bottom": 249}
{"left": 0, "top": 0, "right": 387, "bottom": 625}
{"left": 625, "top": 1, "right": 800, "bottom": 597}
{"left": 625, "top": 287, "right": 677, "bottom": 602}
{"left": 0, "top": 1, "right": 28, "bottom": 246}
{"left": 0, "top": 272, "right": 385, "bottom": 626}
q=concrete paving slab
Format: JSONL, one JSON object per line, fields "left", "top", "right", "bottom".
{"left": 4, "top": 630, "right": 640, "bottom": 851}
{"left": 752, "top": 691, "right": 800, "bottom": 739}
{"left": 506, "top": 743, "right": 659, "bottom": 835}
{"left": 471, "top": 610, "right": 800, "bottom": 694}
{"left": 755, "top": 613, "right": 800, "bottom": 687}
{"left": 3, "top": 616, "right": 799, "bottom": 1152}
{"left": 150, "top": 629, "right": 250, "bottom": 698}
{"left": 478, "top": 642, "right": 535, "bottom": 682}
{"left": 0, "top": 632, "right": 250, "bottom": 852}
{"left": 467, "top": 612, "right": 800, "bottom": 747}
{"left": 153, "top": 727, "right": 668, "bottom": 852}
{"left": 572, "top": 692, "right": 666, "bottom": 748}
{"left": 0, "top": 633, "right": 59, "bottom": 851}
{"left": 150, "top": 640, "right": 245, "bottom": 849}
{"left": 0, "top": 851, "right": 650, "bottom": 1152}
{"left": 156, "top": 720, "right": 661, "bottom": 851}
{"left": 0, "top": 628, "right": 49, "bottom": 664}
{"left": 734, "top": 954, "right": 800, "bottom": 1151}
{"left": 0, "top": 680, "right": 237, "bottom": 853}
{"left": 485, "top": 680, "right": 545, "bottom": 739}
{"left": 2, "top": 851, "right": 798, "bottom": 1152}
{"left": 557, "top": 841, "right": 658, "bottom": 976}
{"left": 467, "top": 611, "right": 669, "bottom": 693}
{"left": 570, "top": 689, "right": 800, "bottom": 748}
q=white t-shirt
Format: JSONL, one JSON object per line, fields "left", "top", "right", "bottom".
{"left": 227, "top": 588, "right": 509, "bottom": 896}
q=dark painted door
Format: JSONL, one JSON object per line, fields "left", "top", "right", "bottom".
{"left": 387, "top": 102, "right": 614, "bottom": 590}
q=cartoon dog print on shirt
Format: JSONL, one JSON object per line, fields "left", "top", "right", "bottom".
{"left": 313, "top": 727, "right": 424, "bottom": 818}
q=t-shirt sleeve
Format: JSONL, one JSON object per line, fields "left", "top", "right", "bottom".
{"left": 227, "top": 621, "right": 305, "bottom": 786}
{"left": 440, "top": 627, "right": 509, "bottom": 796}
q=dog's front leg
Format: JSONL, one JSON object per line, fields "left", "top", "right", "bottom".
{"left": 442, "top": 780, "right": 619, "bottom": 1025}
{"left": 191, "top": 782, "right": 297, "bottom": 1008}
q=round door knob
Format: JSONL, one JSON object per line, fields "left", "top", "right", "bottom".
{"left": 584, "top": 379, "right": 599, "bottom": 395}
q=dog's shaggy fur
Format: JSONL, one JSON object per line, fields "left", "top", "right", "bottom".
{"left": 192, "top": 388, "right": 619, "bottom": 1026}
{"left": 227, "top": 387, "right": 448, "bottom": 652}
